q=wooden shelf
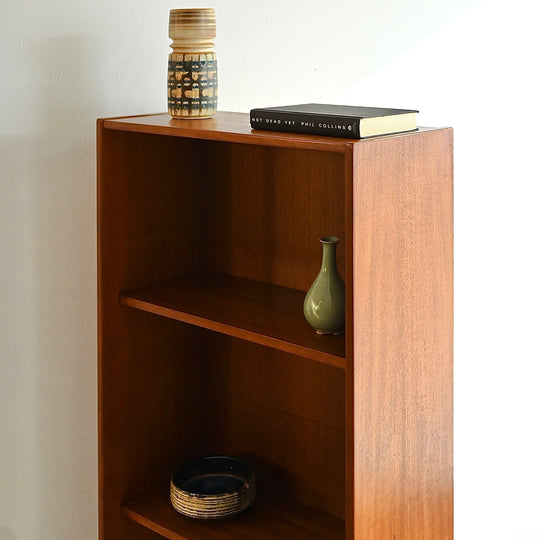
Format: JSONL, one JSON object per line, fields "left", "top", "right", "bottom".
{"left": 123, "top": 486, "right": 345, "bottom": 540}
{"left": 120, "top": 272, "right": 345, "bottom": 369}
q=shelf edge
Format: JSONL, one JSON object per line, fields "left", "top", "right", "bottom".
{"left": 120, "top": 295, "right": 346, "bottom": 370}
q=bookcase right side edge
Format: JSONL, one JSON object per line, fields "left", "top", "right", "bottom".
{"left": 349, "top": 128, "right": 453, "bottom": 540}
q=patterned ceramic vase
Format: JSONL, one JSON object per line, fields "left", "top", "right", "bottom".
{"left": 168, "top": 8, "right": 218, "bottom": 118}
{"left": 303, "top": 236, "right": 345, "bottom": 334}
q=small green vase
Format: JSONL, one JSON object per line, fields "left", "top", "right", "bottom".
{"left": 303, "top": 236, "right": 345, "bottom": 335}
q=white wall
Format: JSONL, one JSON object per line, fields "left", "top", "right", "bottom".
{"left": 1, "top": 0, "right": 539, "bottom": 538}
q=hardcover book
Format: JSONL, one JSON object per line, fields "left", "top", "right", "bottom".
{"left": 250, "top": 103, "right": 418, "bottom": 139}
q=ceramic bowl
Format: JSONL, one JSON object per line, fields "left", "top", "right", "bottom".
{"left": 170, "top": 456, "right": 255, "bottom": 519}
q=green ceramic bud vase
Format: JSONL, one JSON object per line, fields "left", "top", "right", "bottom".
{"left": 303, "top": 236, "right": 345, "bottom": 335}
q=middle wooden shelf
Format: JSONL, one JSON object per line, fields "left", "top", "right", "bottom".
{"left": 120, "top": 272, "right": 346, "bottom": 369}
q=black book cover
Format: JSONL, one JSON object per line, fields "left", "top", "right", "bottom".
{"left": 250, "top": 103, "right": 418, "bottom": 139}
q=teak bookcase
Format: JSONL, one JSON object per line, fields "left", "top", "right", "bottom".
{"left": 97, "top": 112, "right": 453, "bottom": 540}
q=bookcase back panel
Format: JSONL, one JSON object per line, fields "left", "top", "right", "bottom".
{"left": 99, "top": 130, "right": 346, "bottom": 295}
{"left": 201, "top": 334, "right": 346, "bottom": 519}
{"left": 202, "top": 143, "right": 346, "bottom": 291}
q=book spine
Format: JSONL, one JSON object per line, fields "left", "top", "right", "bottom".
{"left": 249, "top": 110, "right": 361, "bottom": 139}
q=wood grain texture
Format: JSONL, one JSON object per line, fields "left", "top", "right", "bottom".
{"left": 98, "top": 125, "right": 213, "bottom": 539}
{"left": 201, "top": 336, "right": 345, "bottom": 518}
{"left": 98, "top": 117, "right": 349, "bottom": 538}
{"left": 124, "top": 486, "right": 345, "bottom": 539}
{"left": 103, "top": 112, "right": 356, "bottom": 152}
{"left": 98, "top": 113, "right": 453, "bottom": 539}
{"left": 350, "top": 128, "right": 453, "bottom": 539}
{"left": 103, "top": 112, "right": 437, "bottom": 152}
{"left": 201, "top": 142, "right": 346, "bottom": 292}
{"left": 120, "top": 273, "right": 345, "bottom": 368}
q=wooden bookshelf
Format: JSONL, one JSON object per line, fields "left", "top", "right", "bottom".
{"left": 98, "top": 112, "right": 453, "bottom": 539}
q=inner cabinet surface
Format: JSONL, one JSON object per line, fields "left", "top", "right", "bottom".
{"left": 99, "top": 129, "right": 348, "bottom": 538}
{"left": 101, "top": 130, "right": 346, "bottom": 290}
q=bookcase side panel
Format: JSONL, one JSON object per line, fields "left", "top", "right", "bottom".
{"left": 351, "top": 130, "right": 453, "bottom": 539}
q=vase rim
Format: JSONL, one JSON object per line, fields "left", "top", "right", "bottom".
{"left": 319, "top": 236, "right": 339, "bottom": 244}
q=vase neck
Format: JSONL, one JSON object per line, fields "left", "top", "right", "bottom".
{"left": 320, "top": 238, "right": 339, "bottom": 274}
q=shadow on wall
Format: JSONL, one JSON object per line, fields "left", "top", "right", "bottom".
{"left": 34, "top": 35, "right": 100, "bottom": 539}
{"left": 0, "top": 35, "right": 102, "bottom": 539}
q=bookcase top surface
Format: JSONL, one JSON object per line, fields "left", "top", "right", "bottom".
{"left": 100, "top": 111, "right": 445, "bottom": 152}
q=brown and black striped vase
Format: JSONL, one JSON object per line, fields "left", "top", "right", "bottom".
{"left": 168, "top": 8, "right": 218, "bottom": 119}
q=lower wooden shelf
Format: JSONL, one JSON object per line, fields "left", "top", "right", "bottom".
{"left": 123, "top": 485, "right": 345, "bottom": 540}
